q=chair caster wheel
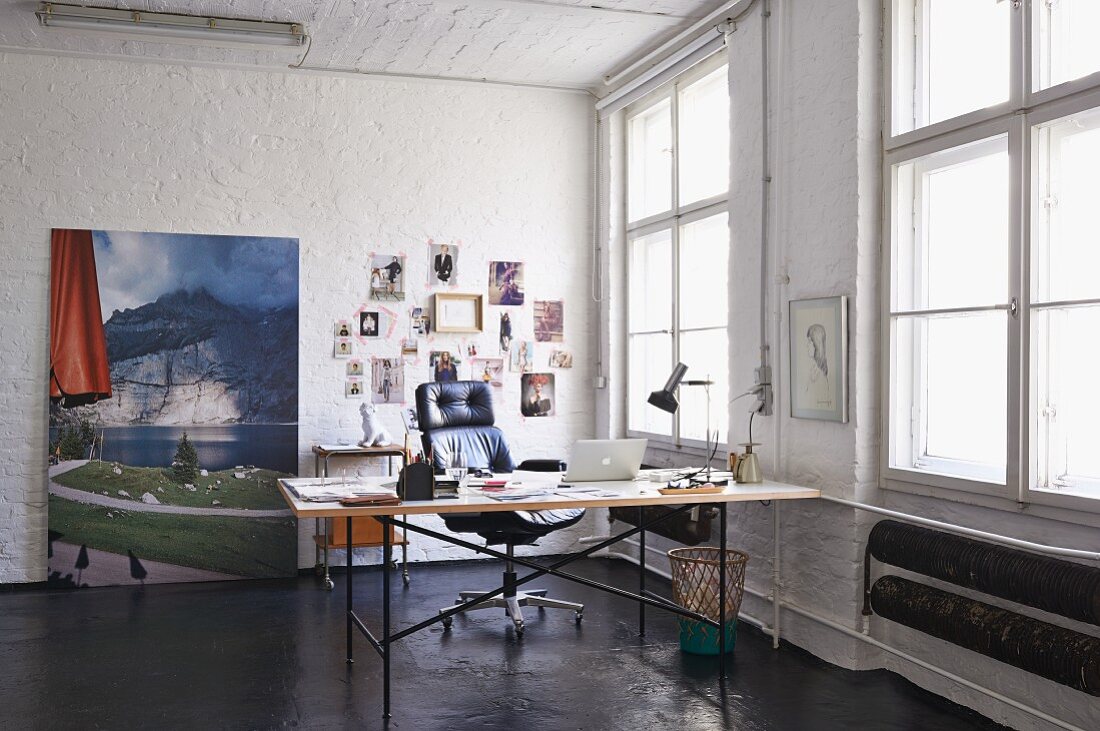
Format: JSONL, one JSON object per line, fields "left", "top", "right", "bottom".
{"left": 402, "top": 573, "right": 410, "bottom": 587}
{"left": 575, "top": 612, "right": 583, "bottom": 624}
{"left": 513, "top": 621, "right": 525, "bottom": 636}
{"left": 441, "top": 615, "right": 453, "bottom": 630}
{"left": 324, "top": 579, "right": 335, "bottom": 591}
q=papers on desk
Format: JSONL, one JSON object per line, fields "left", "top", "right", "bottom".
{"left": 555, "top": 485, "right": 625, "bottom": 499}
{"left": 475, "top": 481, "right": 559, "bottom": 502}
{"left": 286, "top": 481, "right": 397, "bottom": 503}
{"left": 316, "top": 444, "right": 366, "bottom": 453}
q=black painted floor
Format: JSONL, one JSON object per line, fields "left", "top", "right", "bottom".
{"left": 0, "top": 559, "right": 1003, "bottom": 730}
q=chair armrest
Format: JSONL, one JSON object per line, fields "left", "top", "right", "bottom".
{"left": 517, "top": 459, "right": 566, "bottom": 473}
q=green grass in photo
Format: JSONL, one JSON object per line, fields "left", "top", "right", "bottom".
{"left": 48, "top": 495, "right": 297, "bottom": 579}
{"left": 53, "top": 462, "right": 291, "bottom": 510}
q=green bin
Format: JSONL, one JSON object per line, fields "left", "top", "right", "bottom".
{"left": 668, "top": 547, "right": 749, "bottom": 655}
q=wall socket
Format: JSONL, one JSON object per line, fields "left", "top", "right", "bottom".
{"left": 754, "top": 365, "right": 773, "bottom": 416}
{"left": 593, "top": 375, "right": 607, "bottom": 389}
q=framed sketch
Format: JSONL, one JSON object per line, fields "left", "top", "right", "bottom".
{"left": 789, "top": 296, "right": 847, "bottom": 423}
{"left": 434, "top": 293, "right": 483, "bottom": 333}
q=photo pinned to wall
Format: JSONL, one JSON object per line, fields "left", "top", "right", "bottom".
{"left": 430, "top": 350, "right": 460, "bottom": 382}
{"left": 467, "top": 343, "right": 479, "bottom": 358}
{"left": 359, "top": 311, "right": 380, "bottom": 338}
{"left": 401, "top": 338, "right": 419, "bottom": 357}
{"left": 335, "top": 319, "right": 352, "bottom": 338}
{"left": 335, "top": 338, "right": 354, "bottom": 358}
{"left": 347, "top": 358, "right": 364, "bottom": 376}
{"left": 410, "top": 306, "right": 431, "bottom": 337}
{"left": 471, "top": 357, "right": 505, "bottom": 387}
{"left": 789, "top": 295, "right": 848, "bottom": 423}
{"left": 370, "top": 254, "right": 405, "bottom": 301}
{"left": 371, "top": 357, "right": 405, "bottom": 404}
{"left": 428, "top": 240, "right": 458, "bottom": 286}
{"left": 401, "top": 407, "right": 419, "bottom": 433}
{"left": 510, "top": 340, "right": 534, "bottom": 373}
{"left": 521, "top": 373, "right": 555, "bottom": 417}
{"left": 499, "top": 311, "right": 513, "bottom": 354}
{"left": 549, "top": 350, "right": 573, "bottom": 369}
{"left": 346, "top": 377, "right": 364, "bottom": 398}
{"left": 534, "top": 300, "right": 564, "bottom": 342}
{"left": 488, "top": 261, "right": 524, "bottom": 305}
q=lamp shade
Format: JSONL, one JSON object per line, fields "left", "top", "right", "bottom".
{"left": 647, "top": 362, "right": 688, "bottom": 414}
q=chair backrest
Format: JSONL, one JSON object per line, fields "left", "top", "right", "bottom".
{"left": 415, "top": 381, "right": 516, "bottom": 473}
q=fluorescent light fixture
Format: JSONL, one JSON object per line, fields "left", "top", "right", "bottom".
{"left": 35, "top": 3, "right": 306, "bottom": 48}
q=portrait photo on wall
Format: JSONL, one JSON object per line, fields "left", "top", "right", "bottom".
{"left": 521, "top": 373, "right": 555, "bottom": 417}
{"left": 334, "top": 319, "right": 352, "bottom": 338}
{"left": 371, "top": 357, "right": 405, "bottom": 404}
{"left": 510, "top": 340, "right": 534, "bottom": 373}
{"left": 789, "top": 295, "right": 848, "bottom": 423}
{"left": 471, "top": 357, "right": 505, "bottom": 387}
{"left": 429, "top": 350, "right": 460, "bottom": 382}
{"left": 499, "top": 311, "right": 513, "bottom": 354}
{"left": 335, "top": 338, "right": 353, "bottom": 358}
{"left": 347, "top": 358, "right": 364, "bottom": 376}
{"left": 428, "top": 241, "right": 458, "bottom": 286}
{"left": 360, "top": 311, "right": 380, "bottom": 337}
{"left": 534, "top": 300, "right": 564, "bottom": 342}
{"left": 346, "top": 377, "right": 364, "bottom": 398}
{"left": 488, "top": 261, "right": 524, "bottom": 305}
{"left": 47, "top": 229, "right": 298, "bottom": 589}
{"left": 549, "top": 350, "right": 573, "bottom": 368}
{"left": 370, "top": 254, "right": 406, "bottom": 301}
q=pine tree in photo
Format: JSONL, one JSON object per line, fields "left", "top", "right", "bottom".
{"left": 172, "top": 432, "right": 200, "bottom": 482}
{"left": 58, "top": 428, "right": 86, "bottom": 461}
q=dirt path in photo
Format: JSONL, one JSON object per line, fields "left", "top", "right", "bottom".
{"left": 49, "top": 541, "right": 238, "bottom": 586}
{"left": 49, "top": 461, "right": 292, "bottom": 518}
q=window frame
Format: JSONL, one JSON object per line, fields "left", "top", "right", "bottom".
{"left": 624, "top": 55, "right": 730, "bottom": 450}
{"left": 883, "top": 0, "right": 1100, "bottom": 514}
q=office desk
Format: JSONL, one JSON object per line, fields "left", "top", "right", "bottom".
{"left": 277, "top": 475, "right": 819, "bottom": 718}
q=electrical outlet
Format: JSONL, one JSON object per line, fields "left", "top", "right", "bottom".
{"left": 754, "top": 365, "right": 771, "bottom": 386}
{"left": 755, "top": 383, "right": 774, "bottom": 416}
{"left": 593, "top": 376, "right": 607, "bottom": 389}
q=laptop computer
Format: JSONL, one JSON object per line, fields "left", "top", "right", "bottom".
{"left": 562, "top": 439, "right": 648, "bottom": 483}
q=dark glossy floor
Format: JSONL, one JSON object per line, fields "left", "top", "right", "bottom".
{"left": 0, "top": 559, "right": 1003, "bottom": 730}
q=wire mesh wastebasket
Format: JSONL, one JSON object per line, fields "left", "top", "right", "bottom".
{"left": 668, "top": 547, "right": 749, "bottom": 655}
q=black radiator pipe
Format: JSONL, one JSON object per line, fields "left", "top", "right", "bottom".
{"left": 871, "top": 575, "right": 1100, "bottom": 696}
{"left": 868, "top": 520, "right": 1100, "bottom": 627}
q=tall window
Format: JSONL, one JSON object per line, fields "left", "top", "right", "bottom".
{"left": 626, "top": 60, "right": 729, "bottom": 446}
{"left": 886, "top": 1, "right": 1100, "bottom": 508}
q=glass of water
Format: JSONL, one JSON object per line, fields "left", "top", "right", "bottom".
{"left": 447, "top": 449, "right": 469, "bottom": 491}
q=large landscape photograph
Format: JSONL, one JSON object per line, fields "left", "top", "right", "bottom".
{"left": 47, "top": 229, "right": 300, "bottom": 587}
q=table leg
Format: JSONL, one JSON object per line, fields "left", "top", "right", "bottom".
{"left": 323, "top": 518, "right": 332, "bottom": 590}
{"left": 313, "top": 453, "right": 321, "bottom": 573}
{"left": 346, "top": 516, "right": 354, "bottom": 664}
{"left": 719, "top": 502, "right": 727, "bottom": 679}
{"left": 638, "top": 505, "right": 645, "bottom": 636}
{"left": 383, "top": 517, "right": 392, "bottom": 718}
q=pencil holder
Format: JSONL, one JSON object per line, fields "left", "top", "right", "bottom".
{"left": 399, "top": 462, "right": 435, "bottom": 501}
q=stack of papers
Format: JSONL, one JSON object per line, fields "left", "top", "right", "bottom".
{"left": 287, "top": 481, "right": 397, "bottom": 503}
{"left": 555, "top": 485, "right": 625, "bottom": 499}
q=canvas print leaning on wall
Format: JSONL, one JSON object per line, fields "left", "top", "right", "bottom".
{"left": 47, "top": 229, "right": 300, "bottom": 588}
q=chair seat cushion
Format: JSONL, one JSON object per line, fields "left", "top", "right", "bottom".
{"left": 443, "top": 508, "right": 585, "bottom": 546}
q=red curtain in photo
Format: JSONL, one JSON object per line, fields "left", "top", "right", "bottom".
{"left": 49, "top": 228, "right": 112, "bottom": 408}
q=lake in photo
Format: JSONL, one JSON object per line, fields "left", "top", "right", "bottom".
{"left": 90, "top": 424, "right": 298, "bottom": 475}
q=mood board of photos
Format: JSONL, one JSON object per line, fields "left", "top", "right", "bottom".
{"left": 333, "top": 242, "right": 573, "bottom": 419}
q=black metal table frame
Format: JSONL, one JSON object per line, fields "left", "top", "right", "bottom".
{"left": 343, "top": 501, "right": 730, "bottom": 718}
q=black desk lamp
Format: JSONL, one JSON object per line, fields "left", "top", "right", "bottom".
{"left": 648, "top": 362, "right": 717, "bottom": 481}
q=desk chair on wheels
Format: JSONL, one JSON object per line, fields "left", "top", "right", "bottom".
{"left": 415, "top": 380, "right": 585, "bottom": 635}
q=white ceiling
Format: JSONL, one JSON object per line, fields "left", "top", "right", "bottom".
{"left": 0, "top": 0, "right": 728, "bottom": 90}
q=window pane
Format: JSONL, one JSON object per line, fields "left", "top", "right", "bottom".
{"left": 1033, "top": 109, "right": 1100, "bottom": 303}
{"left": 894, "top": 0, "right": 1009, "bottom": 133}
{"left": 1033, "top": 306, "right": 1100, "bottom": 499}
{"left": 678, "top": 329, "right": 728, "bottom": 443}
{"left": 679, "top": 213, "right": 729, "bottom": 330}
{"left": 893, "top": 138, "right": 1009, "bottom": 311}
{"left": 628, "top": 333, "right": 673, "bottom": 435}
{"left": 628, "top": 99, "right": 672, "bottom": 222}
{"left": 891, "top": 312, "right": 1006, "bottom": 482}
{"left": 1037, "top": 0, "right": 1100, "bottom": 91}
{"left": 678, "top": 65, "right": 729, "bottom": 206}
{"left": 629, "top": 229, "right": 672, "bottom": 333}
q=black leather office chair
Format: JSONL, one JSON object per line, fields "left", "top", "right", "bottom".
{"left": 415, "top": 380, "right": 585, "bottom": 635}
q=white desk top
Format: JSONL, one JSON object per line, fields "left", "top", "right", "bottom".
{"left": 277, "top": 473, "right": 819, "bottom": 518}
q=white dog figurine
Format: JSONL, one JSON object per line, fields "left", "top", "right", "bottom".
{"left": 359, "top": 402, "right": 393, "bottom": 447}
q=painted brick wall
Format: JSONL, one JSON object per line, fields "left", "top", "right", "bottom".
{"left": 0, "top": 51, "right": 596, "bottom": 582}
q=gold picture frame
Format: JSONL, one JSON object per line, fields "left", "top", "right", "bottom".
{"left": 434, "top": 292, "right": 484, "bottom": 333}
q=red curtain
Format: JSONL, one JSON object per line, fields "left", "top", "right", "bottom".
{"left": 50, "top": 229, "right": 112, "bottom": 408}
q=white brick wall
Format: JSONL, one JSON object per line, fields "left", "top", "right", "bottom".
{"left": 0, "top": 51, "right": 597, "bottom": 581}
